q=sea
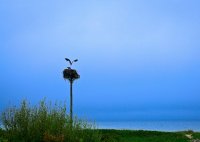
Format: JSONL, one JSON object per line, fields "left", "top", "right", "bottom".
{"left": 96, "top": 120, "right": 200, "bottom": 132}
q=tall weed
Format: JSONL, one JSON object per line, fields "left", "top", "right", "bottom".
{"left": 0, "top": 99, "right": 101, "bottom": 142}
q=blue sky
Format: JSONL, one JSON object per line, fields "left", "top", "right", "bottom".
{"left": 0, "top": 0, "right": 200, "bottom": 121}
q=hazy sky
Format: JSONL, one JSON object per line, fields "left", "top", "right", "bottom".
{"left": 1, "top": 0, "right": 200, "bottom": 121}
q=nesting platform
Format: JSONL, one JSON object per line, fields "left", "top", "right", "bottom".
{"left": 63, "top": 68, "right": 80, "bottom": 82}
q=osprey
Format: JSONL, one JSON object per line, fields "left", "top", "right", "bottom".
{"left": 65, "top": 58, "right": 78, "bottom": 66}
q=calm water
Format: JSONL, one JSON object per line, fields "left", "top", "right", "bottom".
{"left": 96, "top": 121, "right": 200, "bottom": 132}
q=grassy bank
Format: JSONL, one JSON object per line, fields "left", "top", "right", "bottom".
{"left": 1, "top": 128, "right": 200, "bottom": 142}
{"left": 99, "top": 129, "right": 200, "bottom": 142}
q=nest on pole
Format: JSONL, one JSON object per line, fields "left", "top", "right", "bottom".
{"left": 63, "top": 68, "right": 80, "bottom": 82}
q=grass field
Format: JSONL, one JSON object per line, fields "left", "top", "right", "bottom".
{"left": 99, "top": 129, "right": 200, "bottom": 142}
{"left": 1, "top": 128, "right": 200, "bottom": 142}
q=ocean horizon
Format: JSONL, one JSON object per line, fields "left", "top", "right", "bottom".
{"left": 96, "top": 120, "right": 200, "bottom": 132}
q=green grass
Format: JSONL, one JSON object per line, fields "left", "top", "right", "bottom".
{"left": 99, "top": 129, "right": 198, "bottom": 142}
{"left": 1, "top": 127, "right": 200, "bottom": 142}
{"left": 0, "top": 99, "right": 101, "bottom": 142}
{"left": 192, "top": 132, "right": 200, "bottom": 139}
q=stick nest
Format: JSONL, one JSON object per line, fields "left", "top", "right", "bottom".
{"left": 63, "top": 69, "right": 80, "bottom": 82}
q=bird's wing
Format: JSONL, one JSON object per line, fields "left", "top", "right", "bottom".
{"left": 74, "top": 59, "right": 78, "bottom": 62}
{"left": 65, "top": 58, "right": 72, "bottom": 65}
{"left": 65, "top": 58, "right": 70, "bottom": 61}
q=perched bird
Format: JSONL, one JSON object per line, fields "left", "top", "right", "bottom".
{"left": 65, "top": 58, "right": 78, "bottom": 66}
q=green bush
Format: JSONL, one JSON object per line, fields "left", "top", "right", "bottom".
{"left": 0, "top": 99, "right": 101, "bottom": 142}
{"left": 0, "top": 128, "right": 8, "bottom": 142}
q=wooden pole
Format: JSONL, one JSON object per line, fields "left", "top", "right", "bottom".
{"left": 63, "top": 68, "right": 79, "bottom": 128}
{"left": 70, "top": 80, "right": 73, "bottom": 127}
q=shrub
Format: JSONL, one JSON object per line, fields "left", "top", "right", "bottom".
{"left": 0, "top": 128, "right": 8, "bottom": 142}
{"left": 0, "top": 99, "right": 101, "bottom": 142}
